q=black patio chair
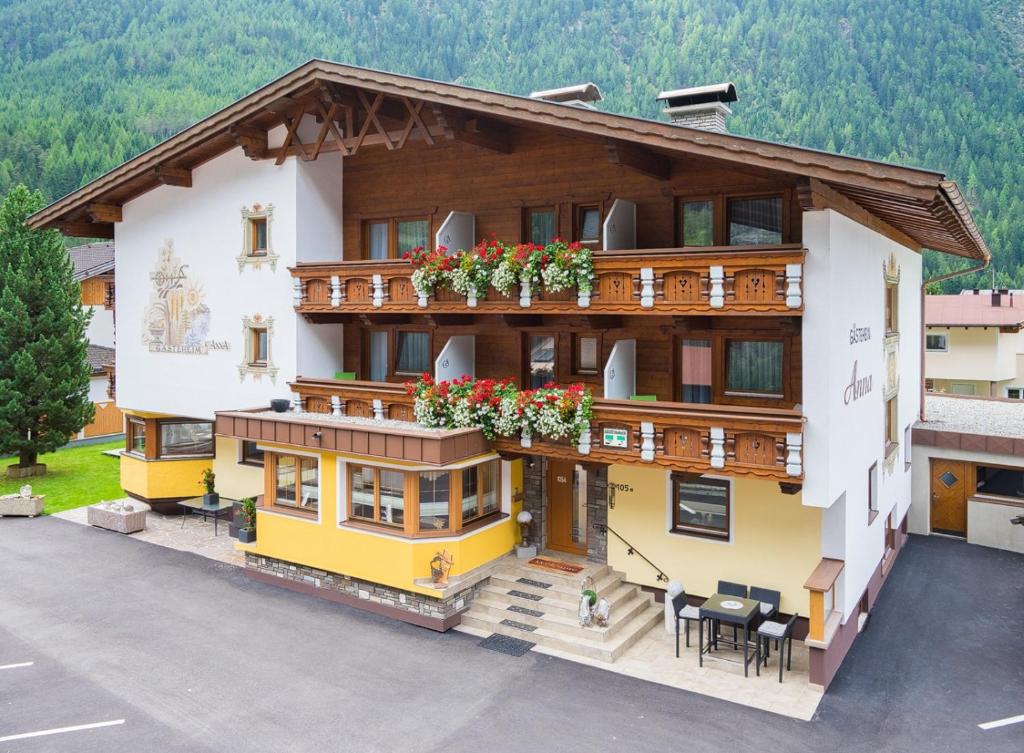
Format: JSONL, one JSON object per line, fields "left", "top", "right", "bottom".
{"left": 671, "top": 590, "right": 704, "bottom": 655}
{"left": 756, "top": 612, "right": 799, "bottom": 683}
{"left": 750, "top": 586, "right": 781, "bottom": 622}
{"left": 716, "top": 580, "right": 749, "bottom": 643}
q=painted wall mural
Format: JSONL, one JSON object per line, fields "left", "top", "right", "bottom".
{"left": 142, "top": 240, "right": 230, "bottom": 354}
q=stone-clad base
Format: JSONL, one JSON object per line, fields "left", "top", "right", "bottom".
{"left": 244, "top": 553, "right": 484, "bottom": 631}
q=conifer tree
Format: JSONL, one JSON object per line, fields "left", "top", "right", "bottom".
{"left": 0, "top": 184, "right": 93, "bottom": 474}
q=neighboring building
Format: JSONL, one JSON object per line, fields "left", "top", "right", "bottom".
{"left": 70, "top": 242, "right": 122, "bottom": 438}
{"left": 28, "top": 61, "right": 989, "bottom": 689}
{"left": 911, "top": 395, "right": 1024, "bottom": 554}
{"left": 924, "top": 290, "right": 1024, "bottom": 398}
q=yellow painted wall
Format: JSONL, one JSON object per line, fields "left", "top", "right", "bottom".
{"left": 212, "top": 437, "right": 263, "bottom": 501}
{"left": 121, "top": 453, "right": 212, "bottom": 500}
{"left": 247, "top": 447, "right": 518, "bottom": 597}
{"left": 607, "top": 465, "right": 820, "bottom": 614}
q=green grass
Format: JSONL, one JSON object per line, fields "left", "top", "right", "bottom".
{"left": 1, "top": 440, "right": 125, "bottom": 514}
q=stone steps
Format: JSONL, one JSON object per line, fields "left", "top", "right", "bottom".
{"left": 461, "top": 555, "right": 661, "bottom": 662}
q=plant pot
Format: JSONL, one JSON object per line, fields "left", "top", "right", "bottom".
{"left": 238, "top": 528, "right": 256, "bottom": 544}
{"left": 270, "top": 398, "right": 291, "bottom": 413}
{"left": 203, "top": 492, "right": 220, "bottom": 507}
{"left": 6, "top": 463, "right": 46, "bottom": 479}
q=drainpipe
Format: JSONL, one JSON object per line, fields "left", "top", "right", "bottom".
{"left": 920, "top": 257, "right": 991, "bottom": 421}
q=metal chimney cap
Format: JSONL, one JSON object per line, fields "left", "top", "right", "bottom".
{"left": 656, "top": 82, "right": 737, "bottom": 108}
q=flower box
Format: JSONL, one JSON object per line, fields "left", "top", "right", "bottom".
{"left": 0, "top": 493, "right": 44, "bottom": 517}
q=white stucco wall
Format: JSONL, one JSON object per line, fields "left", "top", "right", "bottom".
{"left": 115, "top": 147, "right": 310, "bottom": 419}
{"left": 802, "top": 209, "right": 922, "bottom": 620}
{"left": 925, "top": 327, "right": 1016, "bottom": 383}
{"left": 85, "top": 305, "right": 115, "bottom": 348}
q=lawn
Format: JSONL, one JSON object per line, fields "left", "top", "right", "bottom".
{"left": 1, "top": 440, "right": 124, "bottom": 514}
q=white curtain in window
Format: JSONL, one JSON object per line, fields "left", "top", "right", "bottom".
{"left": 726, "top": 341, "right": 783, "bottom": 394}
{"left": 370, "top": 331, "right": 388, "bottom": 381}
{"left": 369, "top": 222, "right": 389, "bottom": 260}
{"left": 396, "top": 332, "right": 430, "bottom": 374}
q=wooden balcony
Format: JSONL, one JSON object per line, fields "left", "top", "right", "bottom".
{"left": 291, "top": 245, "right": 806, "bottom": 317}
{"left": 292, "top": 377, "right": 804, "bottom": 482}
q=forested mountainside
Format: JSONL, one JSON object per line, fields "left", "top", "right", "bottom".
{"left": 1, "top": 0, "right": 1020, "bottom": 290}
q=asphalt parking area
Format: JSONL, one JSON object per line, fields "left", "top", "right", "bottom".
{"left": 0, "top": 517, "right": 1020, "bottom": 752}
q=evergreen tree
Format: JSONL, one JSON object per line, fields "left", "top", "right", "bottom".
{"left": 0, "top": 184, "right": 93, "bottom": 472}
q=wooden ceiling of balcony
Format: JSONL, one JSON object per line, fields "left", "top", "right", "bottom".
{"left": 29, "top": 59, "right": 989, "bottom": 262}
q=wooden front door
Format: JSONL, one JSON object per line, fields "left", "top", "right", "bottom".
{"left": 930, "top": 459, "right": 969, "bottom": 537}
{"left": 547, "top": 460, "right": 587, "bottom": 555}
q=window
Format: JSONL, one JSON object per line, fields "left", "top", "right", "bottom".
{"left": 461, "top": 460, "right": 499, "bottom": 524}
{"left": 575, "top": 205, "right": 601, "bottom": 247}
{"left": 250, "top": 328, "right": 268, "bottom": 366}
{"left": 885, "top": 510, "right": 897, "bottom": 555}
{"left": 975, "top": 465, "right": 1024, "bottom": 498}
{"left": 671, "top": 475, "right": 730, "bottom": 540}
{"left": 418, "top": 471, "right": 451, "bottom": 531}
{"left": 885, "top": 282, "right": 898, "bottom": 335}
{"left": 925, "top": 333, "right": 948, "bottom": 352}
{"left": 904, "top": 425, "right": 912, "bottom": 470}
{"left": 369, "top": 331, "right": 388, "bottom": 381}
{"left": 250, "top": 218, "right": 268, "bottom": 255}
{"left": 573, "top": 334, "right": 600, "bottom": 375}
{"left": 395, "top": 331, "right": 431, "bottom": 375}
{"left": 727, "top": 196, "right": 782, "bottom": 245}
{"left": 924, "top": 378, "right": 936, "bottom": 392}
{"left": 525, "top": 207, "right": 557, "bottom": 245}
{"left": 679, "top": 339, "right": 712, "bottom": 403}
{"left": 868, "top": 462, "right": 879, "bottom": 523}
{"left": 349, "top": 465, "right": 404, "bottom": 526}
{"left": 950, "top": 382, "right": 976, "bottom": 396}
{"left": 368, "top": 221, "right": 390, "bottom": 260}
{"left": 1007, "top": 388, "right": 1023, "bottom": 400}
{"left": 127, "top": 417, "right": 146, "bottom": 455}
{"left": 363, "top": 217, "right": 430, "bottom": 259}
{"left": 885, "top": 397, "right": 898, "bottom": 455}
{"left": 159, "top": 421, "right": 213, "bottom": 457}
{"left": 240, "top": 440, "right": 264, "bottom": 467}
{"left": 680, "top": 200, "right": 714, "bottom": 246}
{"left": 527, "top": 334, "right": 557, "bottom": 388}
{"left": 724, "top": 340, "right": 784, "bottom": 397}
{"left": 273, "top": 454, "right": 318, "bottom": 512}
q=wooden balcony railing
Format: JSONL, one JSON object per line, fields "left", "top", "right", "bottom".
{"left": 292, "top": 377, "right": 804, "bottom": 482}
{"left": 290, "top": 245, "right": 805, "bottom": 317}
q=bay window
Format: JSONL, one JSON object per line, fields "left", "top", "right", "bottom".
{"left": 272, "top": 454, "right": 319, "bottom": 513}
{"left": 345, "top": 458, "right": 501, "bottom": 536}
{"left": 127, "top": 417, "right": 146, "bottom": 455}
{"left": 159, "top": 420, "right": 214, "bottom": 457}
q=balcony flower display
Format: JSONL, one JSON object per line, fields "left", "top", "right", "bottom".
{"left": 405, "top": 375, "right": 593, "bottom": 445}
{"left": 451, "top": 238, "right": 507, "bottom": 306}
{"left": 406, "top": 245, "right": 454, "bottom": 301}
{"left": 539, "top": 240, "right": 594, "bottom": 296}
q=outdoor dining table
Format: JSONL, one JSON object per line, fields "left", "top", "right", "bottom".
{"left": 178, "top": 496, "right": 235, "bottom": 536}
{"left": 698, "top": 592, "right": 762, "bottom": 677}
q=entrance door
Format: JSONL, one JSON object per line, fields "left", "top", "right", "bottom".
{"left": 930, "top": 459, "right": 968, "bottom": 537}
{"left": 547, "top": 460, "right": 587, "bottom": 555}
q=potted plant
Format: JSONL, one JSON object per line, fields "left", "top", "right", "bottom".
{"left": 200, "top": 468, "right": 218, "bottom": 506}
{"left": 237, "top": 496, "right": 257, "bottom": 543}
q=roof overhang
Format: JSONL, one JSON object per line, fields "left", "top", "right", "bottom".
{"left": 28, "top": 59, "right": 990, "bottom": 261}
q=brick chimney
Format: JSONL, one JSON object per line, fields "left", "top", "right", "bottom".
{"left": 656, "top": 82, "right": 737, "bottom": 133}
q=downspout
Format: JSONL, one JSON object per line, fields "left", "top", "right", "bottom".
{"left": 919, "top": 256, "right": 991, "bottom": 421}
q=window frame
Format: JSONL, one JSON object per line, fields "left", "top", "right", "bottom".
{"left": 670, "top": 474, "right": 731, "bottom": 540}
{"left": 239, "top": 439, "right": 265, "bottom": 468}
{"left": 573, "top": 203, "right": 603, "bottom": 248}
{"left": 268, "top": 452, "right": 319, "bottom": 515}
{"left": 726, "top": 194, "right": 786, "bottom": 246}
{"left": 127, "top": 417, "right": 147, "bottom": 457}
{"left": 522, "top": 205, "right": 559, "bottom": 245}
{"left": 157, "top": 419, "right": 214, "bottom": 459}
{"left": 720, "top": 336, "right": 788, "bottom": 400}
{"left": 673, "top": 190, "right": 792, "bottom": 247}
{"left": 347, "top": 464, "right": 406, "bottom": 529}
{"left": 249, "top": 327, "right": 269, "bottom": 367}
{"left": 885, "top": 281, "right": 899, "bottom": 336}
{"left": 524, "top": 332, "right": 559, "bottom": 388}
{"left": 393, "top": 328, "right": 433, "bottom": 376}
{"left": 250, "top": 217, "right": 268, "bottom": 256}
{"left": 868, "top": 462, "right": 879, "bottom": 524}
{"left": 361, "top": 216, "right": 431, "bottom": 260}
{"left": 460, "top": 459, "right": 500, "bottom": 525}
{"left": 677, "top": 195, "right": 717, "bottom": 248}
{"left": 885, "top": 396, "right": 899, "bottom": 457}
{"left": 572, "top": 333, "right": 601, "bottom": 376}
{"left": 925, "top": 333, "right": 948, "bottom": 352}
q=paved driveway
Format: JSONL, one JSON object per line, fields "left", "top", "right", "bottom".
{"left": 0, "top": 518, "right": 1020, "bottom": 752}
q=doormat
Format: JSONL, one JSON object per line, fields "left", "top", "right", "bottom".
{"left": 479, "top": 634, "right": 535, "bottom": 657}
{"left": 527, "top": 556, "right": 585, "bottom": 575}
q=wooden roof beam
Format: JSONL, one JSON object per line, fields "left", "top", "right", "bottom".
{"left": 605, "top": 139, "right": 670, "bottom": 181}
{"left": 153, "top": 165, "right": 192, "bottom": 187}
{"left": 60, "top": 220, "right": 115, "bottom": 239}
{"left": 798, "top": 177, "right": 920, "bottom": 252}
{"left": 230, "top": 126, "right": 268, "bottom": 160}
{"left": 86, "top": 203, "right": 122, "bottom": 223}
{"left": 432, "top": 105, "right": 512, "bottom": 154}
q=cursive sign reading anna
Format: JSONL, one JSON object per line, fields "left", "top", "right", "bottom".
{"left": 844, "top": 360, "right": 873, "bottom": 405}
